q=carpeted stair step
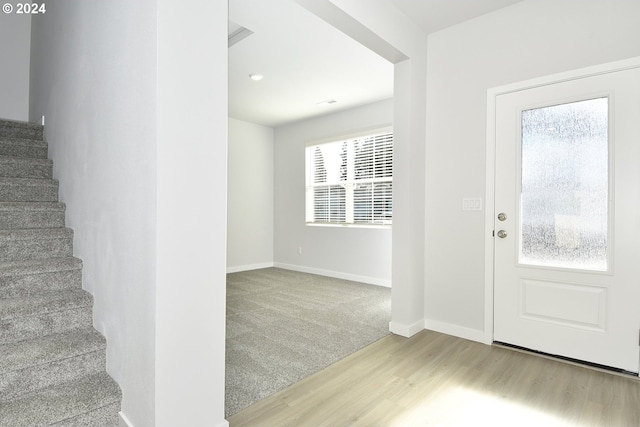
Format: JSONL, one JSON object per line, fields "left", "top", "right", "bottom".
{"left": 0, "top": 155, "right": 53, "bottom": 179}
{"left": 0, "top": 257, "right": 83, "bottom": 298}
{"left": 0, "top": 117, "right": 122, "bottom": 422}
{"left": 50, "top": 401, "right": 121, "bottom": 427}
{"left": 0, "top": 228, "right": 73, "bottom": 261}
{"left": 0, "top": 289, "right": 93, "bottom": 345}
{"left": 0, "top": 177, "right": 59, "bottom": 202}
{"left": 0, "top": 328, "right": 107, "bottom": 400}
{"left": 0, "top": 119, "right": 44, "bottom": 141}
{"left": 0, "top": 372, "right": 122, "bottom": 427}
{"left": 0, "top": 137, "right": 48, "bottom": 159}
{"left": 0, "top": 202, "right": 66, "bottom": 229}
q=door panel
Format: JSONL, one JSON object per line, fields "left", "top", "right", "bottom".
{"left": 520, "top": 278, "right": 606, "bottom": 331}
{"left": 493, "top": 66, "right": 640, "bottom": 373}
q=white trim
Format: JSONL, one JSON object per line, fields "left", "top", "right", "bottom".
{"left": 119, "top": 412, "right": 134, "bottom": 427}
{"left": 389, "top": 319, "right": 424, "bottom": 337}
{"left": 424, "top": 318, "right": 488, "bottom": 344}
{"left": 304, "top": 124, "right": 393, "bottom": 147}
{"left": 484, "top": 56, "right": 640, "bottom": 348}
{"left": 487, "top": 56, "right": 640, "bottom": 98}
{"left": 306, "top": 222, "right": 391, "bottom": 230}
{"left": 484, "top": 80, "right": 498, "bottom": 346}
{"left": 274, "top": 262, "right": 391, "bottom": 288}
{"left": 226, "top": 262, "right": 275, "bottom": 274}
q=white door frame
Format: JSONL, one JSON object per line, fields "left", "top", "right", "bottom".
{"left": 483, "top": 56, "right": 640, "bottom": 345}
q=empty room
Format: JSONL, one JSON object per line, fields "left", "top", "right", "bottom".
{"left": 2, "top": 0, "right": 640, "bottom": 426}
{"left": 225, "top": 0, "right": 640, "bottom": 426}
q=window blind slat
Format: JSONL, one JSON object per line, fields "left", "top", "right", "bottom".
{"left": 306, "top": 130, "right": 392, "bottom": 225}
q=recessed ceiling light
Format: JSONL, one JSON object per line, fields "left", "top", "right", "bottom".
{"left": 317, "top": 99, "right": 337, "bottom": 106}
{"left": 249, "top": 74, "right": 264, "bottom": 81}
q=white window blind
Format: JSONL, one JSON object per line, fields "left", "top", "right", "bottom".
{"left": 305, "top": 129, "right": 393, "bottom": 226}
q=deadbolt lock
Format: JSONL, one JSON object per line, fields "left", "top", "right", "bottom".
{"left": 498, "top": 212, "right": 507, "bottom": 221}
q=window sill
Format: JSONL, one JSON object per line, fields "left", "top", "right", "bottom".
{"left": 305, "top": 222, "right": 392, "bottom": 230}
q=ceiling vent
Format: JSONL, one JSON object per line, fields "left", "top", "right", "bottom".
{"left": 228, "top": 20, "right": 254, "bottom": 48}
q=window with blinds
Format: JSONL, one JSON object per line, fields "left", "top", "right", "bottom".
{"left": 305, "top": 128, "right": 393, "bottom": 226}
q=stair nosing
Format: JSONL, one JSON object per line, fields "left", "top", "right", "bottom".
{"left": 0, "top": 257, "right": 82, "bottom": 274}
{"left": 0, "top": 372, "right": 121, "bottom": 426}
{"left": 0, "top": 328, "right": 106, "bottom": 375}
{"left": 0, "top": 227, "right": 73, "bottom": 239}
{"left": 5, "top": 371, "right": 122, "bottom": 403}
{"left": 0, "top": 136, "right": 47, "bottom": 145}
{"left": 0, "top": 119, "right": 43, "bottom": 130}
{"left": 50, "top": 401, "right": 121, "bottom": 427}
{"left": 0, "top": 288, "right": 93, "bottom": 321}
{"left": 0, "top": 201, "right": 65, "bottom": 211}
{"left": 0, "top": 176, "right": 58, "bottom": 185}
{"left": 0, "top": 155, "right": 52, "bottom": 164}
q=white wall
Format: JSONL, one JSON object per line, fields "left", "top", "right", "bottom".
{"left": 303, "top": 0, "right": 429, "bottom": 335}
{"left": 29, "top": 1, "right": 157, "bottom": 424}
{"left": 155, "top": 0, "right": 227, "bottom": 425}
{"left": 424, "top": 0, "right": 640, "bottom": 340}
{"left": 29, "top": 0, "right": 229, "bottom": 426}
{"left": 227, "top": 118, "right": 274, "bottom": 272}
{"left": 274, "top": 99, "right": 393, "bottom": 286}
{"left": 0, "top": 7, "right": 30, "bottom": 120}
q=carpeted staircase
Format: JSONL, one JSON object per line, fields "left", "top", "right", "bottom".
{"left": 0, "top": 119, "right": 122, "bottom": 426}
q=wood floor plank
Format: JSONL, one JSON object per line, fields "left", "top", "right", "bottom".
{"left": 228, "top": 330, "right": 640, "bottom": 427}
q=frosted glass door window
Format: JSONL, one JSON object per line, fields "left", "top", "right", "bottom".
{"left": 520, "top": 97, "right": 609, "bottom": 270}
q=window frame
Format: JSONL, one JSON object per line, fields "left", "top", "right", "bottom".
{"left": 305, "top": 126, "right": 393, "bottom": 228}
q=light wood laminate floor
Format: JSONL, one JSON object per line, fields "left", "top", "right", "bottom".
{"left": 228, "top": 330, "right": 640, "bottom": 427}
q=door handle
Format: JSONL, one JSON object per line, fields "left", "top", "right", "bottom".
{"left": 497, "top": 230, "right": 508, "bottom": 238}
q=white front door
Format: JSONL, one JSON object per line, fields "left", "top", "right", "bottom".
{"left": 493, "top": 64, "right": 640, "bottom": 373}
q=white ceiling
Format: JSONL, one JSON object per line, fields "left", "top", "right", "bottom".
{"left": 389, "top": 0, "right": 523, "bottom": 34}
{"left": 228, "top": 0, "right": 522, "bottom": 128}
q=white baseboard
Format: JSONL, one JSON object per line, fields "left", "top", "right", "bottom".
{"left": 274, "top": 262, "right": 391, "bottom": 288}
{"left": 423, "top": 318, "right": 489, "bottom": 344}
{"left": 119, "top": 412, "right": 134, "bottom": 427}
{"left": 388, "top": 319, "right": 424, "bottom": 337}
{"left": 226, "top": 262, "right": 274, "bottom": 274}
